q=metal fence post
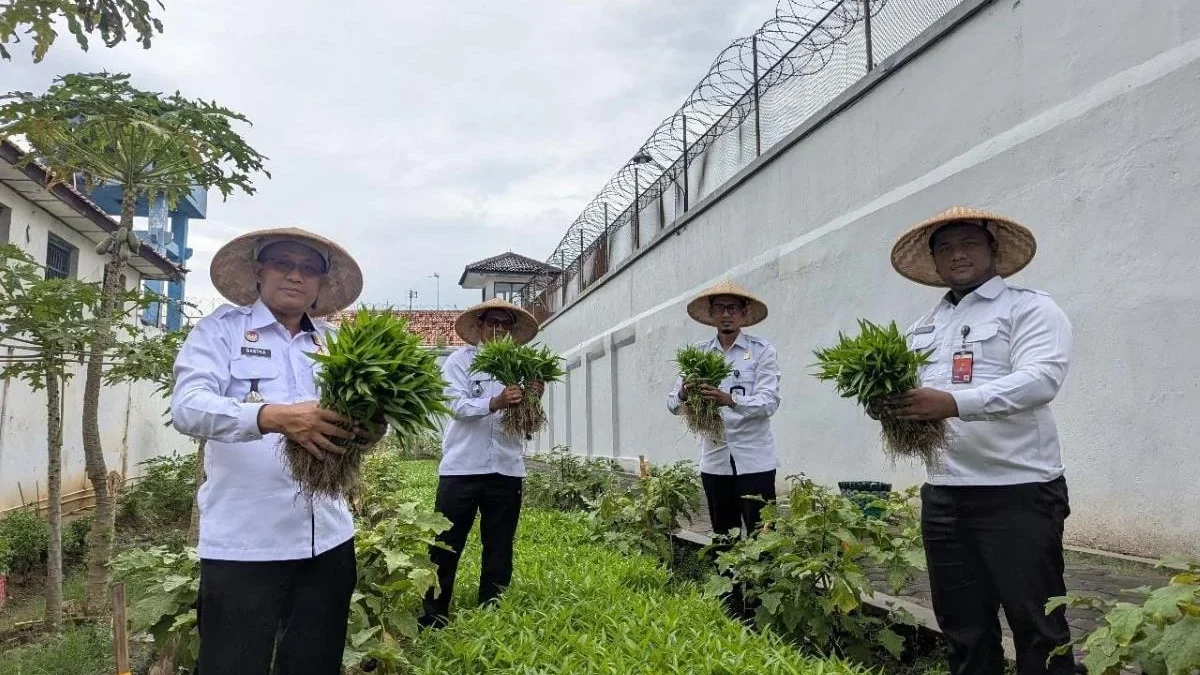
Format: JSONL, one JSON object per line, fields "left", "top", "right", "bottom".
{"left": 863, "top": 0, "right": 875, "bottom": 71}
{"left": 632, "top": 165, "right": 641, "bottom": 249}
{"left": 752, "top": 34, "right": 762, "bottom": 157}
{"left": 681, "top": 114, "right": 690, "bottom": 213}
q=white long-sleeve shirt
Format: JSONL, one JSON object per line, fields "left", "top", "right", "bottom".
{"left": 170, "top": 299, "right": 355, "bottom": 561}
{"left": 906, "top": 275, "right": 1073, "bottom": 486}
{"left": 437, "top": 345, "right": 526, "bottom": 478}
{"left": 667, "top": 332, "right": 781, "bottom": 475}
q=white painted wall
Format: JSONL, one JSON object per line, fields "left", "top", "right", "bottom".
{"left": 531, "top": 0, "right": 1200, "bottom": 558}
{"left": 0, "top": 180, "right": 194, "bottom": 513}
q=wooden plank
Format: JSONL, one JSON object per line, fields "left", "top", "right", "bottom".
{"left": 112, "top": 583, "right": 131, "bottom": 675}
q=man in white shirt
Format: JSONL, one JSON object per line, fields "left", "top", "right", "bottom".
{"left": 172, "top": 227, "right": 376, "bottom": 674}
{"left": 667, "top": 281, "right": 782, "bottom": 538}
{"left": 418, "top": 297, "right": 545, "bottom": 628}
{"left": 884, "top": 207, "right": 1076, "bottom": 675}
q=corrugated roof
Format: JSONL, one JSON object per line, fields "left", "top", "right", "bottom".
{"left": 329, "top": 309, "right": 466, "bottom": 347}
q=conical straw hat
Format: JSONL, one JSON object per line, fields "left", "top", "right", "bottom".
{"left": 210, "top": 226, "right": 363, "bottom": 317}
{"left": 686, "top": 280, "right": 768, "bottom": 327}
{"left": 455, "top": 297, "right": 539, "bottom": 346}
{"left": 891, "top": 207, "right": 1037, "bottom": 287}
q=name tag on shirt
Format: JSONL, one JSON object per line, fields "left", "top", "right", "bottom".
{"left": 241, "top": 347, "right": 271, "bottom": 358}
{"left": 952, "top": 351, "right": 974, "bottom": 384}
{"left": 913, "top": 325, "right": 935, "bottom": 335}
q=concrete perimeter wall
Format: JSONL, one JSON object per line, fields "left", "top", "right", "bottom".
{"left": 531, "top": 0, "right": 1200, "bottom": 558}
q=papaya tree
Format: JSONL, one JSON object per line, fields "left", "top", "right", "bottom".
{"left": 0, "top": 244, "right": 105, "bottom": 630}
{"left": 0, "top": 71, "right": 269, "bottom": 611}
{"left": 0, "top": 0, "right": 164, "bottom": 62}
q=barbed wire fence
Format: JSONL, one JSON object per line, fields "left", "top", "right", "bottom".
{"left": 517, "top": 0, "right": 966, "bottom": 321}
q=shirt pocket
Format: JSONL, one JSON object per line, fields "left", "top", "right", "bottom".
{"left": 908, "top": 330, "right": 937, "bottom": 354}
{"left": 228, "top": 357, "right": 282, "bottom": 402}
{"left": 959, "top": 321, "right": 1004, "bottom": 380}
{"left": 469, "top": 376, "right": 498, "bottom": 399}
{"left": 731, "top": 366, "right": 757, "bottom": 395}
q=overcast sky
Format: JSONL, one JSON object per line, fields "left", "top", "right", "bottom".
{"left": 2, "top": 0, "right": 775, "bottom": 311}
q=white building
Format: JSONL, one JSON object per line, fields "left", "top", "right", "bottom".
{"left": 0, "top": 140, "right": 194, "bottom": 515}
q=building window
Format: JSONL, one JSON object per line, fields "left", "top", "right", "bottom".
{"left": 45, "top": 233, "right": 75, "bottom": 279}
{"left": 493, "top": 282, "right": 526, "bottom": 302}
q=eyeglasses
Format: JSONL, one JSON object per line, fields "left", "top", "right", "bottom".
{"left": 481, "top": 318, "right": 514, "bottom": 329}
{"left": 261, "top": 258, "right": 327, "bottom": 278}
{"left": 710, "top": 304, "right": 745, "bottom": 316}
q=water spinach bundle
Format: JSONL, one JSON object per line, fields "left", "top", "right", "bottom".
{"left": 674, "top": 344, "right": 734, "bottom": 441}
{"left": 284, "top": 309, "right": 449, "bottom": 498}
{"left": 469, "top": 336, "right": 565, "bottom": 439}
{"left": 812, "top": 319, "right": 948, "bottom": 464}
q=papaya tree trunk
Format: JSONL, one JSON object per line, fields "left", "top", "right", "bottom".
{"left": 45, "top": 367, "right": 64, "bottom": 631}
{"left": 187, "top": 439, "right": 206, "bottom": 547}
{"left": 83, "top": 193, "right": 134, "bottom": 613}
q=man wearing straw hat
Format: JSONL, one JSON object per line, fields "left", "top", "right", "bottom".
{"left": 172, "top": 227, "right": 376, "bottom": 674}
{"left": 667, "top": 281, "right": 781, "bottom": 539}
{"left": 884, "top": 207, "right": 1075, "bottom": 675}
{"left": 417, "top": 297, "right": 544, "bottom": 629}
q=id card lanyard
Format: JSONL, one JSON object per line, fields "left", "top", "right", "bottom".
{"left": 952, "top": 325, "right": 973, "bottom": 384}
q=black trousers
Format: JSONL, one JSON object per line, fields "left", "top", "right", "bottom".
{"left": 701, "top": 463, "right": 776, "bottom": 622}
{"left": 195, "top": 539, "right": 356, "bottom": 675}
{"left": 921, "top": 478, "right": 1076, "bottom": 675}
{"left": 421, "top": 473, "right": 523, "bottom": 621}
{"left": 701, "top": 466, "right": 777, "bottom": 537}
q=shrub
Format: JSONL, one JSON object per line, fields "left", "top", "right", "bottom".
{"left": 588, "top": 460, "right": 701, "bottom": 567}
{"left": 524, "top": 446, "right": 622, "bottom": 512}
{"left": 110, "top": 546, "right": 201, "bottom": 671}
{"left": 1048, "top": 558, "right": 1200, "bottom": 675}
{"left": 62, "top": 515, "right": 93, "bottom": 566}
{"left": 0, "top": 507, "right": 49, "bottom": 575}
{"left": 703, "top": 475, "right": 925, "bottom": 663}
{"left": 118, "top": 453, "right": 197, "bottom": 529}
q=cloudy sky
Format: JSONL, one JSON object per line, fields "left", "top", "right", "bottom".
{"left": 3, "top": 0, "right": 775, "bottom": 310}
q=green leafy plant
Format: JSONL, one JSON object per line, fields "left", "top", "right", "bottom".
{"left": 589, "top": 460, "right": 701, "bottom": 567}
{"left": 0, "top": 507, "right": 49, "bottom": 575}
{"left": 812, "top": 319, "right": 948, "bottom": 464}
{"left": 0, "top": 0, "right": 165, "bottom": 62}
{"left": 343, "top": 503, "right": 450, "bottom": 674}
{"left": 1047, "top": 559, "right": 1200, "bottom": 675}
{"left": 284, "top": 308, "right": 450, "bottom": 499}
{"left": 62, "top": 516, "right": 93, "bottom": 566}
{"left": 110, "top": 545, "right": 201, "bottom": 671}
{"left": 524, "top": 446, "right": 623, "bottom": 512}
{"left": 703, "top": 475, "right": 925, "bottom": 663}
{"left": 469, "top": 336, "right": 565, "bottom": 440}
{"left": 117, "top": 453, "right": 198, "bottom": 529}
{"left": 673, "top": 344, "right": 734, "bottom": 441}
{"left": 410, "top": 467, "right": 871, "bottom": 675}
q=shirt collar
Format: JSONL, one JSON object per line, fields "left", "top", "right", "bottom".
{"left": 249, "top": 298, "right": 316, "bottom": 332}
{"left": 941, "top": 275, "right": 1007, "bottom": 306}
{"left": 708, "top": 331, "right": 750, "bottom": 352}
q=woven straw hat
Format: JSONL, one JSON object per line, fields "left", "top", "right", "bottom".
{"left": 210, "top": 227, "right": 363, "bottom": 317}
{"left": 455, "top": 298, "right": 539, "bottom": 346}
{"left": 686, "top": 280, "right": 768, "bottom": 327}
{"left": 890, "top": 207, "right": 1037, "bottom": 287}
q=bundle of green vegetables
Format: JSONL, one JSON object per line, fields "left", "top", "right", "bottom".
{"left": 469, "top": 336, "right": 565, "bottom": 439}
{"left": 284, "top": 308, "right": 450, "bottom": 499}
{"left": 673, "top": 344, "right": 734, "bottom": 441}
{"left": 812, "top": 319, "right": 948, "bottom": 464}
